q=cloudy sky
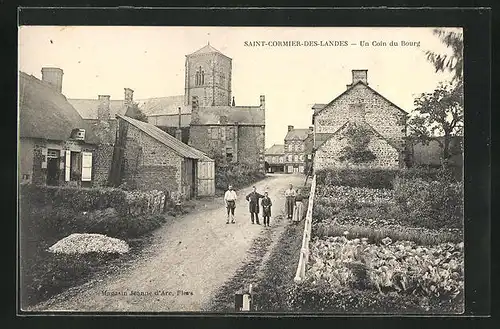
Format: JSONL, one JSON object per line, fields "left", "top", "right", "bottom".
{"left": 18, "top": 26, "right": 460, "bottom": 147}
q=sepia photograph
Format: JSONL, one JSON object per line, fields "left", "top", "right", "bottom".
{"left": 18, "top": 25, "right": 465, "bottom": 314}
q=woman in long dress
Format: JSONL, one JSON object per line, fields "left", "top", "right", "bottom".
{"left": 292, "top": 188, "right": 304, "bottom": 224}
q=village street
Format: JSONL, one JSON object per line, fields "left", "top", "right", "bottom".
{"left": 31, "top": 174, "right": 305, "bottom": 312}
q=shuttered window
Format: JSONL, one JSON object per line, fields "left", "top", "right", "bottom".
{"left": 64, "top": 150, "right": 71, "bottom": 181}
{"left": 81, "top": 152, "right": 92, "bottom": 181}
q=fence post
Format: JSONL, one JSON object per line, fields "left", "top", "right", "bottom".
{"left": 294, "top": 174, "right": 316, "bottom": 283}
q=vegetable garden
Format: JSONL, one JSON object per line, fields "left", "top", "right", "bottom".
{"left": 290, "top": 167, "right": 464, "bottom": 313}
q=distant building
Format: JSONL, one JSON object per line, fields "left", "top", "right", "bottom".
{"left": 18, "top": 69, "right": 100, "bottom": 187}
{"left": 284, "top": 125, "right": 314, "bottom": 174}
{"left": 312, "top": 69, "right": 408, "bottom": 171}
{"left": 265, "top": 144, "right": 285, "bottom": 173}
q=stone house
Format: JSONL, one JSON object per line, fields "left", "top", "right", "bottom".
{"left": 265, "top": 144, "right": 285, "bottom": 173}
{"left": 312, "top": 69, "right": 408, "bottom": 171}
{"left": 110, "top": 114, "right": 215, "bottom": 199}
{"left": 284, "top": 125, "right": 314, "bottom": 174}
{"left": 188, "top": 95, "right": 266, "bottom": 172}
{"left": 18, "top": 69, "right": 100, "bottom": 187}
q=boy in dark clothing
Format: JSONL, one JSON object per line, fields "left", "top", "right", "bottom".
{"left": 246, "top": 186, "right": 264, "bottom": 224}
{"left": 261, "top": 191, "right": 272, "bottom": 227}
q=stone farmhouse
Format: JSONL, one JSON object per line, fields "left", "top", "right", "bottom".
{"left": 18, "top": 69, "right": 100, "bottom": 187}
{"left": 311, "top": 69, "right": 408, "bottom": 171}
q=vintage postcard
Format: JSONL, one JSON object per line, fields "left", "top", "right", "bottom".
{"left": 18, "top": 25, "right": 465, "bottom": 314}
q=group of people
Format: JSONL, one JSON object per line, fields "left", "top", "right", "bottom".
{"left": 223, "top": 183, "right": 305, "bottom": 226}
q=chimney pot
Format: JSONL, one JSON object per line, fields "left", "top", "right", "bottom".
{"left": 351, "top": 69, "right": 368, "bottom": 85}
{"left": 288, "top": 125, "right": 294, "bottom": 132}
{"left": 41, "top": 67, "right": 64, "bottom": 93}
{"left": 260, "top": 95, "right": 265, "bottom": 109}
{"left": 124, "top": 88, "right": 134, "bottom": 106}
{"left": 309, "top": 126, "right": 314, "bottom": 132}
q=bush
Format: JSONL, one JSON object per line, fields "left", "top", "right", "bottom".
{"left": 215, "top": 163, "right": 266, "bottom": 190}
{"left": 315, "top": 168, "right": 399, "bottom": 189}
{"left": 392, "top": 177, "right": 463, "bottom": 230}
{"left": 20, "top": 184, "right": 129, "bottom": 215}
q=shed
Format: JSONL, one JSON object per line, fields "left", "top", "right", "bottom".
{"left": 112, "top": 115, "right": 215, "bottom": 198}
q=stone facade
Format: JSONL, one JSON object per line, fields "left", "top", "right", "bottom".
{"left": 283, "top": 126, "right": 314, "bottom": 174}
{"left": 313, "top": 70, "right": 407, "bottom": 170}
{"left": 314, "top": 82, "right": 406, "bottom": 149}
{"left": 122, "top": 123, "right": 184, "bottom": 196}
{"left": 184, "top": 49, "right": 232, "bottom": 107}
{"left": 237, "top": 125, "right": 266, "bottom": 171}
{"left": 314, "top": 123, "right": 400, "bottom": 171}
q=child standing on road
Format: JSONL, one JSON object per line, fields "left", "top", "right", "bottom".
{"left": 261, "top": 191, "right": 272, "bottom": 227}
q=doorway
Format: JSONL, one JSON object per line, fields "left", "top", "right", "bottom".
{"left": 46, "top": 158, "right": 60, "bottom": 186}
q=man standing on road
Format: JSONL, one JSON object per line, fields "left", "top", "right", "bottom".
{"left": 285, "top": 184, "right": 296, "bottom": 220}
{"left": 246, "top": 186, "right": 264, "bottom": 224}
{"left": 224, "top": 185, "right": 237, "bottom": 224}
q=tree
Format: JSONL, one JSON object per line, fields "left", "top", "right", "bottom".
{"left": 408, "top": 82, "right": 463, "bottom": 167}
{"left": 425, "top": 28, "right": 463, "bottom": 83}
{"left": 125, "top": 102, "right": 148, "bottom": 123}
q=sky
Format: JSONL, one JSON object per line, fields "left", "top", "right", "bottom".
{"left": 18, "top": 26, "right": 460, "bottom": 148}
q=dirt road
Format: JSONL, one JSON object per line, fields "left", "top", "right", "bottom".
{"left": 31, "top": 174, "right": 305, "bottom": 312}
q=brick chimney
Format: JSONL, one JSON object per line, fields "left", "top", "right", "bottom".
{"left": 260, "top": 95, "right": 265, "bottom": 109}
{"left": 190, "top": 96, "right": 200, "bottom": 124}
{"left": 98, "top": 95, "right": 111, "bottom": 121}
{"left": 41, "top": 67, "right": 63, "bottom": 93}
{"left": 124, "top": 88, "right": 134, "bottom": 108}
{"left": 288, "top": 125, "right": 294, "bottom": 132}
{"left": 352, "top": 69, "right": 368, "bottom": 85}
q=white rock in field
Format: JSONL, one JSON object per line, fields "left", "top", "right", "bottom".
{"left": 48, "top": 233, "right": 129, "bottom": 255}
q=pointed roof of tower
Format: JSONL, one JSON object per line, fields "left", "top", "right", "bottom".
{"left": 187, "top": 43, "right": 230, "bottom": 58}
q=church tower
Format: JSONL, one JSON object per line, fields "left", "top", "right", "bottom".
{"left": 184, "top": 43, "right": 232, "bottom": 107}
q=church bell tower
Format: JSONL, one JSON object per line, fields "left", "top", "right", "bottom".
{"left": 184, "top": 43, "right": 232, "bottom": 107}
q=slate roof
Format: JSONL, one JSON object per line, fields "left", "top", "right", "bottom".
{"left": 312, "top": 103, "right": 327, "bottom": 114}
{"left": 68, "top": 98, "right": 125, "bottom": 120}
{"left": 285, "top": 128, "right": 311, "bottom": 141}
{"left": 116, "top": 114, "right": 213, "bottom": 161}
{"left": 313, "top": 80, "right": 408, "bottom": 117}
{"left": 192, "top": 106, "right": 265, "bottom": 125}
{"left": 19, "top": 71, "right": 99, "bottom": 144}
{"left": 148, "top": 113, "right": 192, "bottom": 128}
{"left": 265, "top": 144, "right": 285, "bottom": 155}
{"left": 136, "top": 95, "right": 191, "bottom": 116}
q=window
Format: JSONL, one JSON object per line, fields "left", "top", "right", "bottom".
{"left": 195, "top": 66, "right": 205, "bottom": 86}
{"left": 70, "top": 151, "right": 82, "bottom": 181}
{"left": 287, "top": 155, "right": 293, "bottom": 162}
{"left": 299, "top": 154, "right": 304, "bottom": 162}
{"left": 211, "top": 127, "right": 219, "bottom": 139}
{"left": 279, "top": 156, "right": 284, "bottom": 163}
{"left": 294, "top": 155, "right": 299, "bottom": 162}
{"left": 274, "top": 156, "right": 279, "bottom": 163}
{"left": 226, "top": 147, "right": 234, "bottom": 163}
{"left": 288, "top": 144, "right": 293, "bottom": 152}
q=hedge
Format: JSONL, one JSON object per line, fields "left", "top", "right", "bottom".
{"left": 315, "top": 166, "right": 461, "bottom": 190}
{"left": 215, "top": 163, "right": 266, "bottom": 191}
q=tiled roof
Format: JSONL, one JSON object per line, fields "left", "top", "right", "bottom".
{"left": 192, "top": 106, "right": 265, "bottom": 125}
{"left": 116, "top": 114, "right": 213, "bottom": 161}
{"left": 265, "top": 144, "right": 285, "bottom": 155}
{"left": 19, "top": 71, "right": 99, "bottom": 144}
{"left": 285, "top": 128, "right": 311, "bottom": 141}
